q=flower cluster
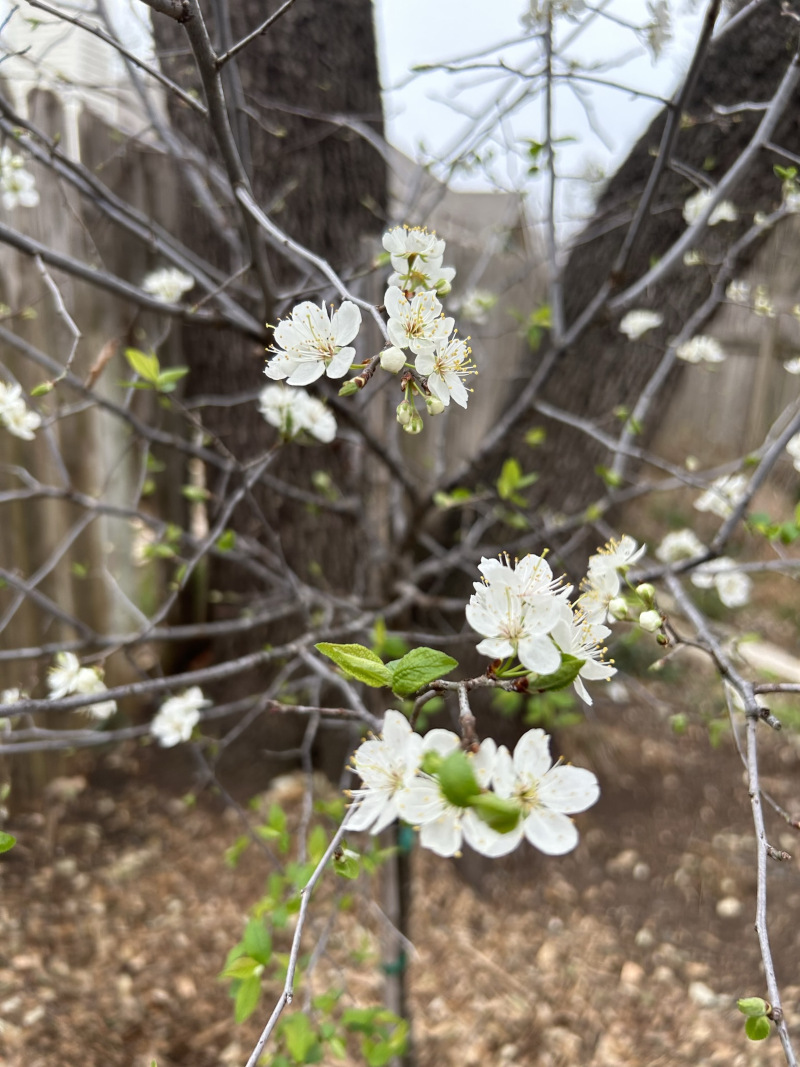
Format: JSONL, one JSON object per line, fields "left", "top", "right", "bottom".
{"left": 150, "top": 686, "right": 210, "bottom": 747}
{"left": 466, "top": 538, "right": 644, "bottom": 706}
{"left": 258, "top": 383, "right": 336, "bottom": 443}
{"left": 0, "top": 381, "right": 41, "bottom": 441}
{"left": 48, "top": 652, "right": 116, "bottom": 720}
{"left": 693, "top": 473, "right": 749, "bottom": 519}
{"left": 691, "top": 558, "right": 751, "bottom": 608}
{"left": 676, "top": 335, "right": 726, "bottom": 364}
{"left": 619, "top": 309, "right": 663, "bottom": 340}
{"left": 0, "top": 146, "right": 39, "bottom": 210}
{"left": 683, "top": 189, "right": 738, "bottom": 227}
{"left": 348, "top": 711, "right": 599, "bottom": 858}
{"left": 142, "top": 267, "right": 195, "bottom": 304}
{"left": 262, "top": 225, "right": 475, "bottom": 434}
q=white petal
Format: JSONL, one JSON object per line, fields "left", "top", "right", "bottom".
{"left": 421, "top": 729, "right": 460, "bottom": 757}
{"left": 473, "top": 738, "right": 497, "bottom": 788}
{"left": 286, "top": 361, "right": 325, "bottom": 386}
{"left": 396, "top": 779, "right": 443, "bottom": 824}
{"left": 513, "top": 729, "right": 552, "bottom": 781}
{"left": 331, "top": 301, "right": 362, "bottom": 345}
{"left": 419, "top": 811, "right": 462, "bottom": 856}
{"left": 462, "top": 809, "right": 523, "bottom": 857}
{"left": 517, "top": 635, "right": 561, "bottom": 675}
{"left": 523, "top": 809, "right": 579, "bottom": 854}
{"left": 326, "top": 346, "right": 355, "bottom": 378}
{"left": 538, "top": 765, "right": 600, "bottom": 814}
{"left": 491, "top": 746, "right": 515, "bottom": 799}
{"left": 370, "top": 795, "right": 400, "bottom": 835}
{"left": 347, "top": 790, "right": 386, "bottom": 831}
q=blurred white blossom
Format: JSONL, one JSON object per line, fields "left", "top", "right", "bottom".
{"left": 683, "top": 190, "right": 738, "bottom": 227}
{"left": 258, "top": 384, "right": 336, "bottom": 443}
{"left": 142, "top": 267, "right": 195, "bottom": 303}
{"left": 0, "top": 146, "right": 39, "bottom": 210}
{"left": 150, "top": 687, "right": 210, "bottom": 747}
{"left": 619, "top": 309, "right": 663, "bottom": 340}
{"left": 676, "top": 335, "right": 726, "bottom": 364}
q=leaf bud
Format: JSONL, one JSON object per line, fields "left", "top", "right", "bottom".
{"left": 338, "top": 379, "right": 359, "bottom": 397}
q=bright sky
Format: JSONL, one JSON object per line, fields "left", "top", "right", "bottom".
{"left": 374, "top": 0, "right": 707, "bottom": 225}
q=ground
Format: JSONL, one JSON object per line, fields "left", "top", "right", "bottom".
{"left": 2, "top": 653, "right": 800, "bottom": 1067}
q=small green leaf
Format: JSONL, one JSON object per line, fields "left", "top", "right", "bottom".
{"left": 468, "top": 792, "right": 521, "bottom": 834}
{"left": 314, "top": 643, "right": 392, "bottom": 688}
{"left": 234, "top": 974, "right": 261, "bottom": 1023}
{"left": 524, "top": 426, "right": 546, "bottom": 447}
{"left": 737, "top": 997, "right": 769, "bottom": 1018}
{"left": 308, "top": 824, "right": 328, "bottom": 865}
{"left": 242, "top": 918, "right": 272, "bottom": 965}
{"left": 389, "top": 647, "right": 458, "bottom": 696}
{"left": 283, "top": 1013, "right": 320, "bottom": 1063}
{"left": 437, "top": 750, "right": 481, "bottom": 808}
{"left": 334, "top": 850, "right": 360, "bottom": 879}
{"left": 181, "top": 485, "right": 211, "bottom": 503}
{"left": 745, "top": 1016, "right": 770, "bottom": 1041}
{"left": 595, "top": 464, "right": 623, "bottom": 488}
{"left": 125, "top": 347, "right": 160, "bottom": 383}
{"left": 30, "top": 381, "right": 53, "bottom": 397}
{"left": 215, "top": 529, "right": 236, "bottom": 552}
{"left": 221, "top": 955, "right": 261, "bottom": 980}
{"left": 531, "top": 654, "right": 585, "bottom": 692}
{"left": 0, "top": 831, "right": 16, "bottom": 853}
{"left": 155, "top": 366, "right": 189, "bottom": 392}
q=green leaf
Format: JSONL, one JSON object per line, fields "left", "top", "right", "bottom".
{"left": 437, "top": 750, "right": 481, "bottom": 808}
{"left": 181, "top": 485, "right": 211, "bottom": 503}
{"left": 242, "top": 918, "right": 272, "bottom": 965}
{"left": 745, "top": 1016, "right": 770, "bottom": 1041}
{"left": 737, "top": 997, "right": 769, "bottom": 1018}
{"left": 595, "top": 464, "right": 623, "bottom": 488}
{"left": 468, "top": 792, "right": 521, "bottom": 834}
{"left": 389, "top": 647, "right": 458, "bottom": 696}
{"left": 221, "top": 955, "right": 261, "bottom": 980}
{"left": 314, "top": 643, "right": 392, "bottom": 688}
{"left": 282, "top": 1013, "right": 320, "bottom": 1063}
{"left": 215, "top": 529, "right": 236, "bottom": 552}
{"left": 234, "top": 974, "right": 261, "bottom": 1023}
{"left": 531, "top": 654, "right": 585, "bottom": 692}
{"left": 0, "top": 831, "right": 16, "bottom": 853}
{"left": 308, "top": 824, "right": 328, "bottom": 865}
{"left": 125, "top": 347, "right": 160, "bottom": 383}
{"left": 333, "top": 850, "right": 360, "bottom": 879}
{"left": 155, "top": 366, "right": 189, "bottom": 393}
{"left": 524, "top": 426, "right": 546, "bottom": 447}
{"left": 30, "top": 381, "right": 53, "bottom": 397}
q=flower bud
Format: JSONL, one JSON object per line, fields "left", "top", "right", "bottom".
{"left": 608, "top": 597, "right": 629, "bottom": 621}
{"left": 402, "top": 410, "right": 424, "bottom": 435}
{"left": 380, "top": 346, "right": 407, "bottom": 374}
{"left": 396, "top": 400, "right": 412, "bottom": 426}
{"left": 635, "top": 583, "right": 656, "bottom": 606}
{"left": 425, "top": 395, "right": 445, "bottom": 416}
{"left": 639, "top": 609, "right": 662, "bottom": 633}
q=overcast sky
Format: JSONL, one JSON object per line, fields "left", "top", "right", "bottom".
{"left": 374, "top": 0, "right": 707, "bottom": 225}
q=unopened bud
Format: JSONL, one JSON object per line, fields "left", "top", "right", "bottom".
{"left": 608, "top": 597, "right": 629, "bottom": 621}
{"left": 402, "top": 411, "right": 424, "bottom": 435}
{"left": 380, "top": 347, "right": 407, "bottom": 374}
{"left": 396, "top": 401, "right": 412, "bottom": 426}
{"left": 639, "top": 609, "right": 662, "bottom": 633}
{"left": 635, "top": 583, "right": 656, "bottom": 606}
{"left": 425, "top": 395, "right": 445, "bottom": 416}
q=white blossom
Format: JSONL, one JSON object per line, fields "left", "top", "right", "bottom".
{"left": 783, "top": 357, "right": 800, "bottom": 375}
{"left": 676, "top": 335, "right": 726, "bottom": 364}
{"left": 414, "top": 334, "right": 476, "bottom": 409}
{"left": 726, "top": 279, "right": 750, "bottom": 304}
{"left": 396, "top": 728, "right": 499, "bottom": 857}
{"left": 0, "top": 381, "right": 41, "bottom": 441}
{"left": 150, "top": 687, "right": 210, "bottom": 747}
{"left": 388, "top": 261, "right": 455, "bottom": 297}
{"left": 691, "top": 558, "right": 751, "bottom": 608}
{"left": 753, "top": 285, "right": 775, "bottom": 318}
{"left": 683, "top": 190, "right": 738, "bottom": 227}
{"left": 683, "top": 250, "right": 704, "bottom": 266}
{"left": 550, "top": 611, "right": 615, "bottom": 705}
{"left": 142, "top": 267, "right": 195, "bottom": 303}
{"left": 383, "top": 226, "right": 446, "bottom": 267}
{"left": 786, "top": 432, "right": 800, "bottom": 472}
{"left": 467, "top": 554, "right": 570, "bottom": 675}
{"left": 0, "top": 146, "right": 39, "bottom": 210}
{"left": 258, "top": 384, "right": 336, "bottom": 443}
{"left": 694, "top": 473, "right": 749, "bottom": 519}
{"left": 655, "top": 528, "right": 706, "bottom": 563}
{"left": 385, "top": 286, "right": 452, "bottom": 357}
{"left": 348, "top": 711, "right": 423, "bottom": 833}
{"left": 638, "top": 609, "right": 662, "bottom": 632}
{"left": 1, "top": 688, "right": 23, "bottom": 704}
{"left": 619, "top": 309, "right": 663, "bottom": 340}
{"left": 265, "top": 300, "right": 361, "bottom": 386}
{"left": 489, "top": 729, "right": 600, "bottom": 856}
{"left": 457, "top": 290, "right": 497, "bottom": 325}
{"left": 47, "top": 652, "right": 116, "bottom": 719}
